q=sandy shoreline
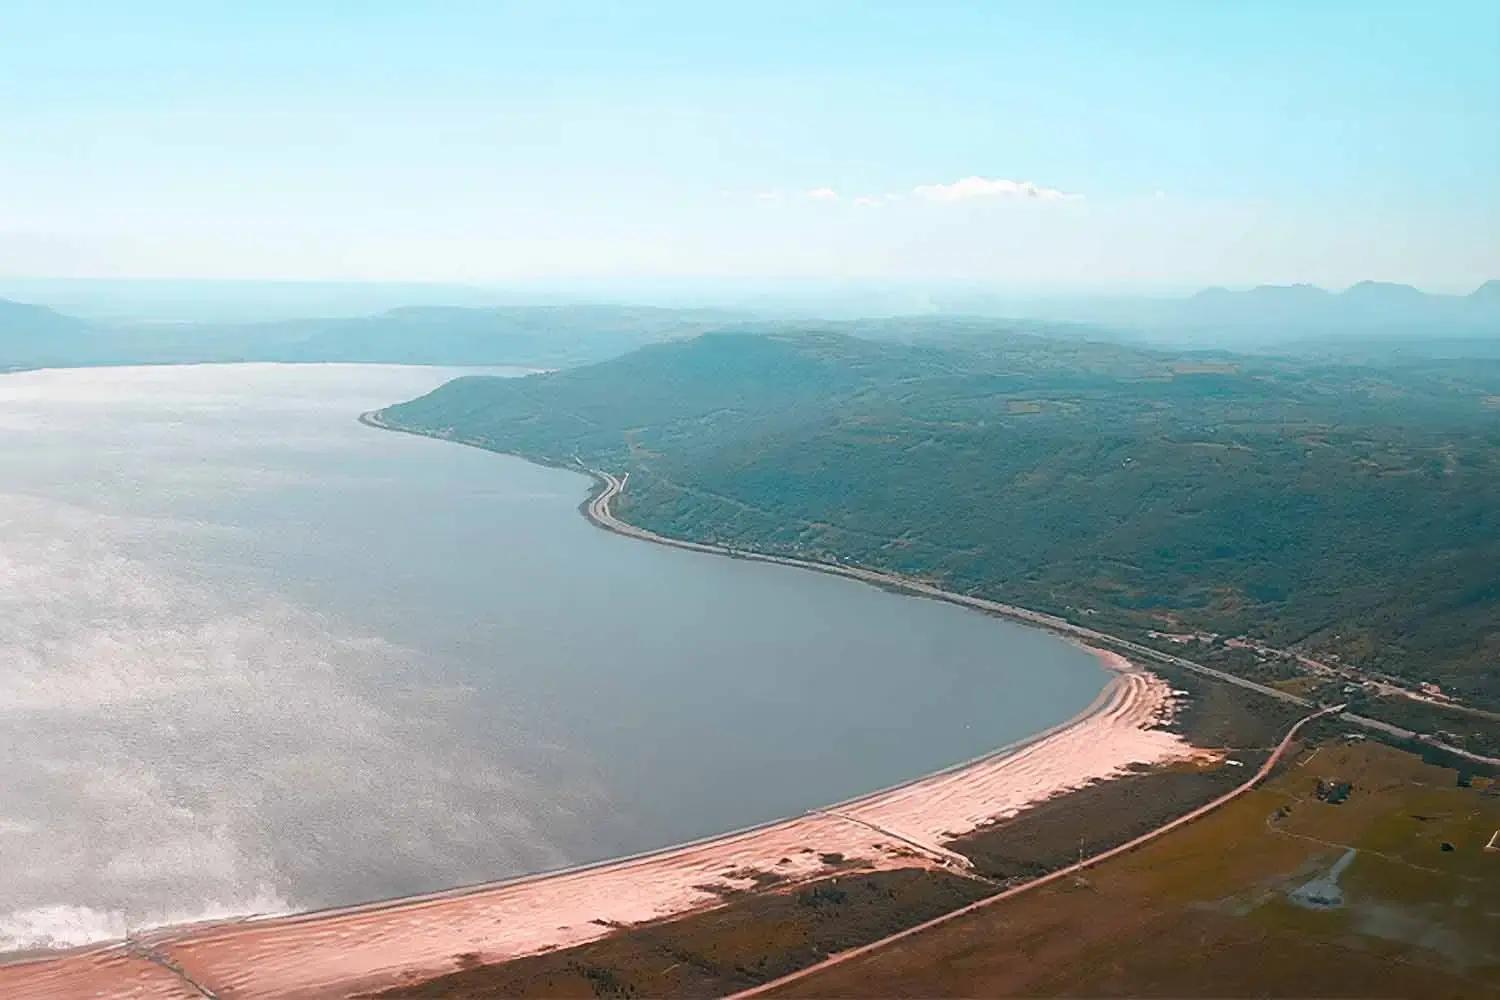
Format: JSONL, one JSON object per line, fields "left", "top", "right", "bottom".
{"left": 2, "top": 652, "right": 1192, "bottom": 1000}
{"left": 1, "top": 416, "right": 1198, "bottom": 999}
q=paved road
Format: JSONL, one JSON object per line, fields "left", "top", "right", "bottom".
{"left": 582, "top": 468, "right": 1323, "bottom": 709}
{"left": 583, "top": 466, "right": 1500, "bottom": 772}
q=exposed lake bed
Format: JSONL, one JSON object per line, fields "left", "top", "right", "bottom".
{"left": 0, "top": 363, "right": 1111, "bottom": 953}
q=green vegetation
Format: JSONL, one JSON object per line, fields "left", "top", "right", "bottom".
{"left": 1354, "top": 695, "right": 1500, "bottom": 760}
{"left": 379, "top": 328, "right": 1500, "bottom": 707}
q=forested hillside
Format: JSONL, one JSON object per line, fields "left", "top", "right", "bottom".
{"left": 380, "top": 331, "right": 1500, "bottom": 706}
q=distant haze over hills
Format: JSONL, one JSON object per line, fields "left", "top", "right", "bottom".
{"left": 1, "top": 277, "right": 1498, "bottom": 371}
{"left": 0, "top": 297, "right": 734, "bottom": 370}
{"left": 0, "top": 297, "right": 90, "bottom": 336}
{"left": 0, "top": 278, "right": 514, "bottom": 324}
{"left": 1460, "top": 279, "right": 1500, "bottom": 304}
{"left": 931, "top": 279, "right": 1500, "bottom": 345}
{"left": 1181, "top": 280, "right": 1499, "bottom": 330}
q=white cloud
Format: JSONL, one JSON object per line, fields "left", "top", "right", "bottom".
{"left": 912, "top": 176, "right": 1081, "bottom": 202}
{"left": 852, "top": 196, "right": 883, "bottom": 207}
{"left": 754, "top": 190, "right": 783, "bottom": 203}
{"left": 805, "top": 187, "right": 840, "bottom": 201}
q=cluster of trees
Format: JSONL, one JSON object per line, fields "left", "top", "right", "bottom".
{"left": 382, "top": 329, "right": 1500, "bottom": 707}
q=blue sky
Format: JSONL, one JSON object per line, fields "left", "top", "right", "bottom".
{"left": 3, "top": 1, "right": 1496, "bottom": 291}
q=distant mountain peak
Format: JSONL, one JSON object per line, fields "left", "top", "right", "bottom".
{"left": 1, "top": 296, "right": 63, "bottom": 313}
{"left": 1342, "top": 280, "right": 1424, "bottom": 299}
{"left": 1167, "top": 279, "right": 1500, "bottom": 338}
{"left": 1190, "top": 284, "right": 1334, "bottom": 302}
{"left": 1190, "top": 286, "right": 1233, "bottom": 300}
{"left": 1247, "top": 283, "right": 1331, "bottom": 298}
{"left": 0, "top": 297, "right": 90, "bottom": 332}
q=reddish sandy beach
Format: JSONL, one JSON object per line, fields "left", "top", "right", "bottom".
{"left": 0, "top": 647, "right": 1192, "bottom": 1000}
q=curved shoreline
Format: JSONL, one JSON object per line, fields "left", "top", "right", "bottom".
{"left": 0, "top": 413, "right": 1196, "bottom": 999}
{"left": 354, "top": 411, "right": 1324, "bottom": 712}
{"left": 2, "top": 668, "right": 1188, "bottom": 1000}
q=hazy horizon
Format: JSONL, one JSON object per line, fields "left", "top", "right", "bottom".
{"left": 4, "top": 273, "right": 1498, "bottom": 328}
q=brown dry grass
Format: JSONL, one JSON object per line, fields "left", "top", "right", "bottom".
{"left": 771, "top": 740, "right": 1500, "bottom": 998}
{"left": 374, "top": 869, "right": 990, "bottom": 998}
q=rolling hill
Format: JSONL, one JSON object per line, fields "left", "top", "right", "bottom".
{"left": 380, "top": 330, "right": 1500, "bottom": 708}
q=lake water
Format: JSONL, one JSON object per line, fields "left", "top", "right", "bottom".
{"left": 0, "top": 363, "right": 1106, "bottom": 951}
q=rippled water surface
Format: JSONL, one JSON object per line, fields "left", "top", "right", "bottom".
{"left": 0, "top": 363, "right": 1106, "bottom": 950}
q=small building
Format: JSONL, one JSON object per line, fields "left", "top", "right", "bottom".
{"left": 1316, "top": 779, "right": 1353, "bottom": 804}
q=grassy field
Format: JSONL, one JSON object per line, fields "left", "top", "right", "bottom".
{"left": 771, "top": 740, "right": 1500, "bottom": 999}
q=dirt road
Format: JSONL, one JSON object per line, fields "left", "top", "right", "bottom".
{"left": 729, "top": 702, "right": 1346, "bottom": 999}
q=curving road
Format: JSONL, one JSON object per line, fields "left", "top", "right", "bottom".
{"left": 578, "top": 464, "right": 1500, "bottom": 770}
{"left": 581, "top": 468, "right": 1319, "bottom": 699}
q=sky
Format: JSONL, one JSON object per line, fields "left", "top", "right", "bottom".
{"left": 2, "top": 1, "right": 1497, "bottom": 293}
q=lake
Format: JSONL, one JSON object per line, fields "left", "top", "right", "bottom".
{"left": 0, "top": 363, "right": 1106, "bottom": 951}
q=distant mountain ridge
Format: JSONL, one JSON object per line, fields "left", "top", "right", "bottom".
{"left": 0, "top": 301, "right": 736, "bottom": 370}
{"left": 931, "top": 279, "right": 1500, "bottom": 347}
{"left": 1463, "top": 278, "right": 1500, "bottom": 303}
{"left": 1181, "top": 280, "right": 1499, "bottom": 340}
{"left": 2, "top": 277, "right": 1498, "bottom": 371}
{"left": 0, "top": 297, "right": 92, "bottom": 334}
{"left": 1188, "top": 279, "right": 1493, "bottom": 313}
{"left": 0, "top": 298, "right": 99, "bottom": 369}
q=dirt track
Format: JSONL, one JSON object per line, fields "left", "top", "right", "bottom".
{"left": 735, "top": 702, "right": 1344, "bottom": 999}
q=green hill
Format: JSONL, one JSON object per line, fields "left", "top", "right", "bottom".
{"left": 380, "top": 330, "right": 1500, "bottom": 707}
